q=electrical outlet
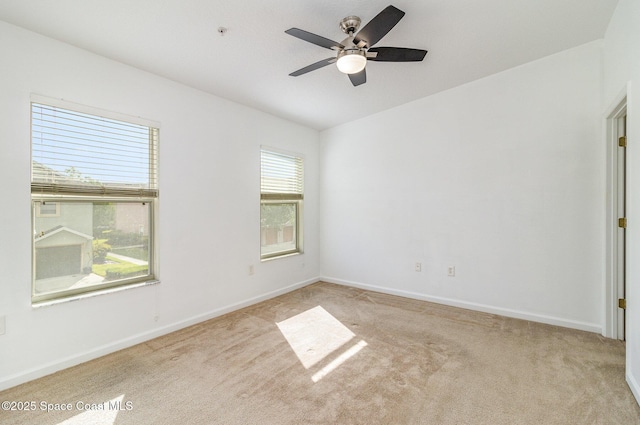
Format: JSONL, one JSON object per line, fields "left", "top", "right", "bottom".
{"left": 249, "top": 265, "right": 255, "bottom": 275}
{"left": 448, "top": 266, "right": 456, "bottom": 277}
{"left": 0, "top": 316, "right": 5, "bottom": 335}
{"left": 415, "top": 262, "right": 422, "bottom": 272}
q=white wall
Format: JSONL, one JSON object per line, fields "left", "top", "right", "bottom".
{"left": 320, "top": 41, "right": 604, "bottom": 332}
{"left": 603, "top": 0, "right": 640, "bottom": 404}
{"left": 0, "top": 21, "right": 320, "bottom": 390}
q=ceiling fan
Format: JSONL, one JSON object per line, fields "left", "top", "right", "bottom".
{"left": 285, "top": 5, "right": 428, "bottom": 87}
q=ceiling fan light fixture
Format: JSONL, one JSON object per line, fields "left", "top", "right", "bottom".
{"left": 336, "top": 49, "right": 367, "bottom": 74}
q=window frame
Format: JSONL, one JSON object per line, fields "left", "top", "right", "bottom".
{"left": 260, "top": 199, "right": 302, "bottom": 260}
{"left": 30, "top": 95, "right": 159, "bottom": 304}
{"left": 31, "top": 197, "right": 157, "bottom": 302}
{"left": 260, "top": 148, "right": 304, "bottom": 261}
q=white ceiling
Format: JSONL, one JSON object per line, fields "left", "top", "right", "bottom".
{"left": 0, "top": 0, "right": 618, "bottom": 130}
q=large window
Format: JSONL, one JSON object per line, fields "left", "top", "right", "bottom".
{"left": 260, "top": 149, "right": 304, "bottom": 259}
{"left": 31, "top": 97, "right": 159, "bottom": 303}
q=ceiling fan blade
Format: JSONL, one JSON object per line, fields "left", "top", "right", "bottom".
{"left": 289, "top": 57, "right": 337, "bottom": 76}
{"left": 348, "top": 68, "right": 366, "bottom": 86}
{"left": 367, "top": 47, "right": 428, "bottom": 62}
{"left": 285, "top": 28, "right": 345, "bottom": 50}
{"left": 353, "top": 5, "right": 405, "bottom": 48}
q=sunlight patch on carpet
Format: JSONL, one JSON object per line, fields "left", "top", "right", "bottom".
{"left": 57, "top": 394, "right": 125, "bottom": 425}
{"left": 311, "top": 339, "right": 368, "bottom": 382}
{"left": 276, "top": 305, "right": 367, "bottom": 378}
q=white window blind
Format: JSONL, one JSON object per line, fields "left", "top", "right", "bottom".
{"left": 260, "top": 149, "right": 303, "bottom": 200}
{"left": 31, "top": 102, "right": 158, "bottom": 198}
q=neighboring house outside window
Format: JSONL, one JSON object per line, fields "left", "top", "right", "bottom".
{"left": 260, "top": 148, "right": 304, "bottom": 260}
{"left": 30, "top": 96, "right": 159, "bottom": 303}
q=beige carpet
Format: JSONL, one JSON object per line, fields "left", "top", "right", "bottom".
{"left": 1, "top": 282, "right": 639, "bottom": 424}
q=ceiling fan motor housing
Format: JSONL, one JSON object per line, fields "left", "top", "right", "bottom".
{"left": 340, "top": 16, "right": 361, "bottom": 34}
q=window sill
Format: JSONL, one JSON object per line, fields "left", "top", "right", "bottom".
{"left": 32, "top": 279, "right": 160, "bottom": 308}
{"left": 260, "top": 251, "right": 302, "bottom": 262}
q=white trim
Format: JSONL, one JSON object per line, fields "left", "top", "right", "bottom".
{"left": 628, "top": 372, "right": 640, "bottom": 407}
{"left": 603, "top": 84, "right": 628, "bottom": 339}
{"left": 0, "top": 277, "right": 320, "bottom": 391}
{"left": 322, "top": 276, "right": 602, "bottom": 334}
{"left": 32, "top": 279, "right": 160, "bottom": 309}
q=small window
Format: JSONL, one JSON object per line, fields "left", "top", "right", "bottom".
{"left": 260, "top": 149, "right": 304, "bottom": 259}
{"left": 31, "top": 98, "right": 159, "bottom": 303}
{"left": 35, "top": 201, "right": 60, "bottom": 217}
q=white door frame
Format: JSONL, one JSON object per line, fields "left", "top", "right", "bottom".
{"left": 605, "top": 88, "right": 627, "bottom": 339}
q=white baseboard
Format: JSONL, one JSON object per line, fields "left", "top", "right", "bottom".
{"left": 0, "top": 277, "right": 319, "bottom": 392}
{"left": 321, "top": 276, "right": 602, "bottom": 334}
{"left": 628, "top": 372, "right": 640, "bottom": 407}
